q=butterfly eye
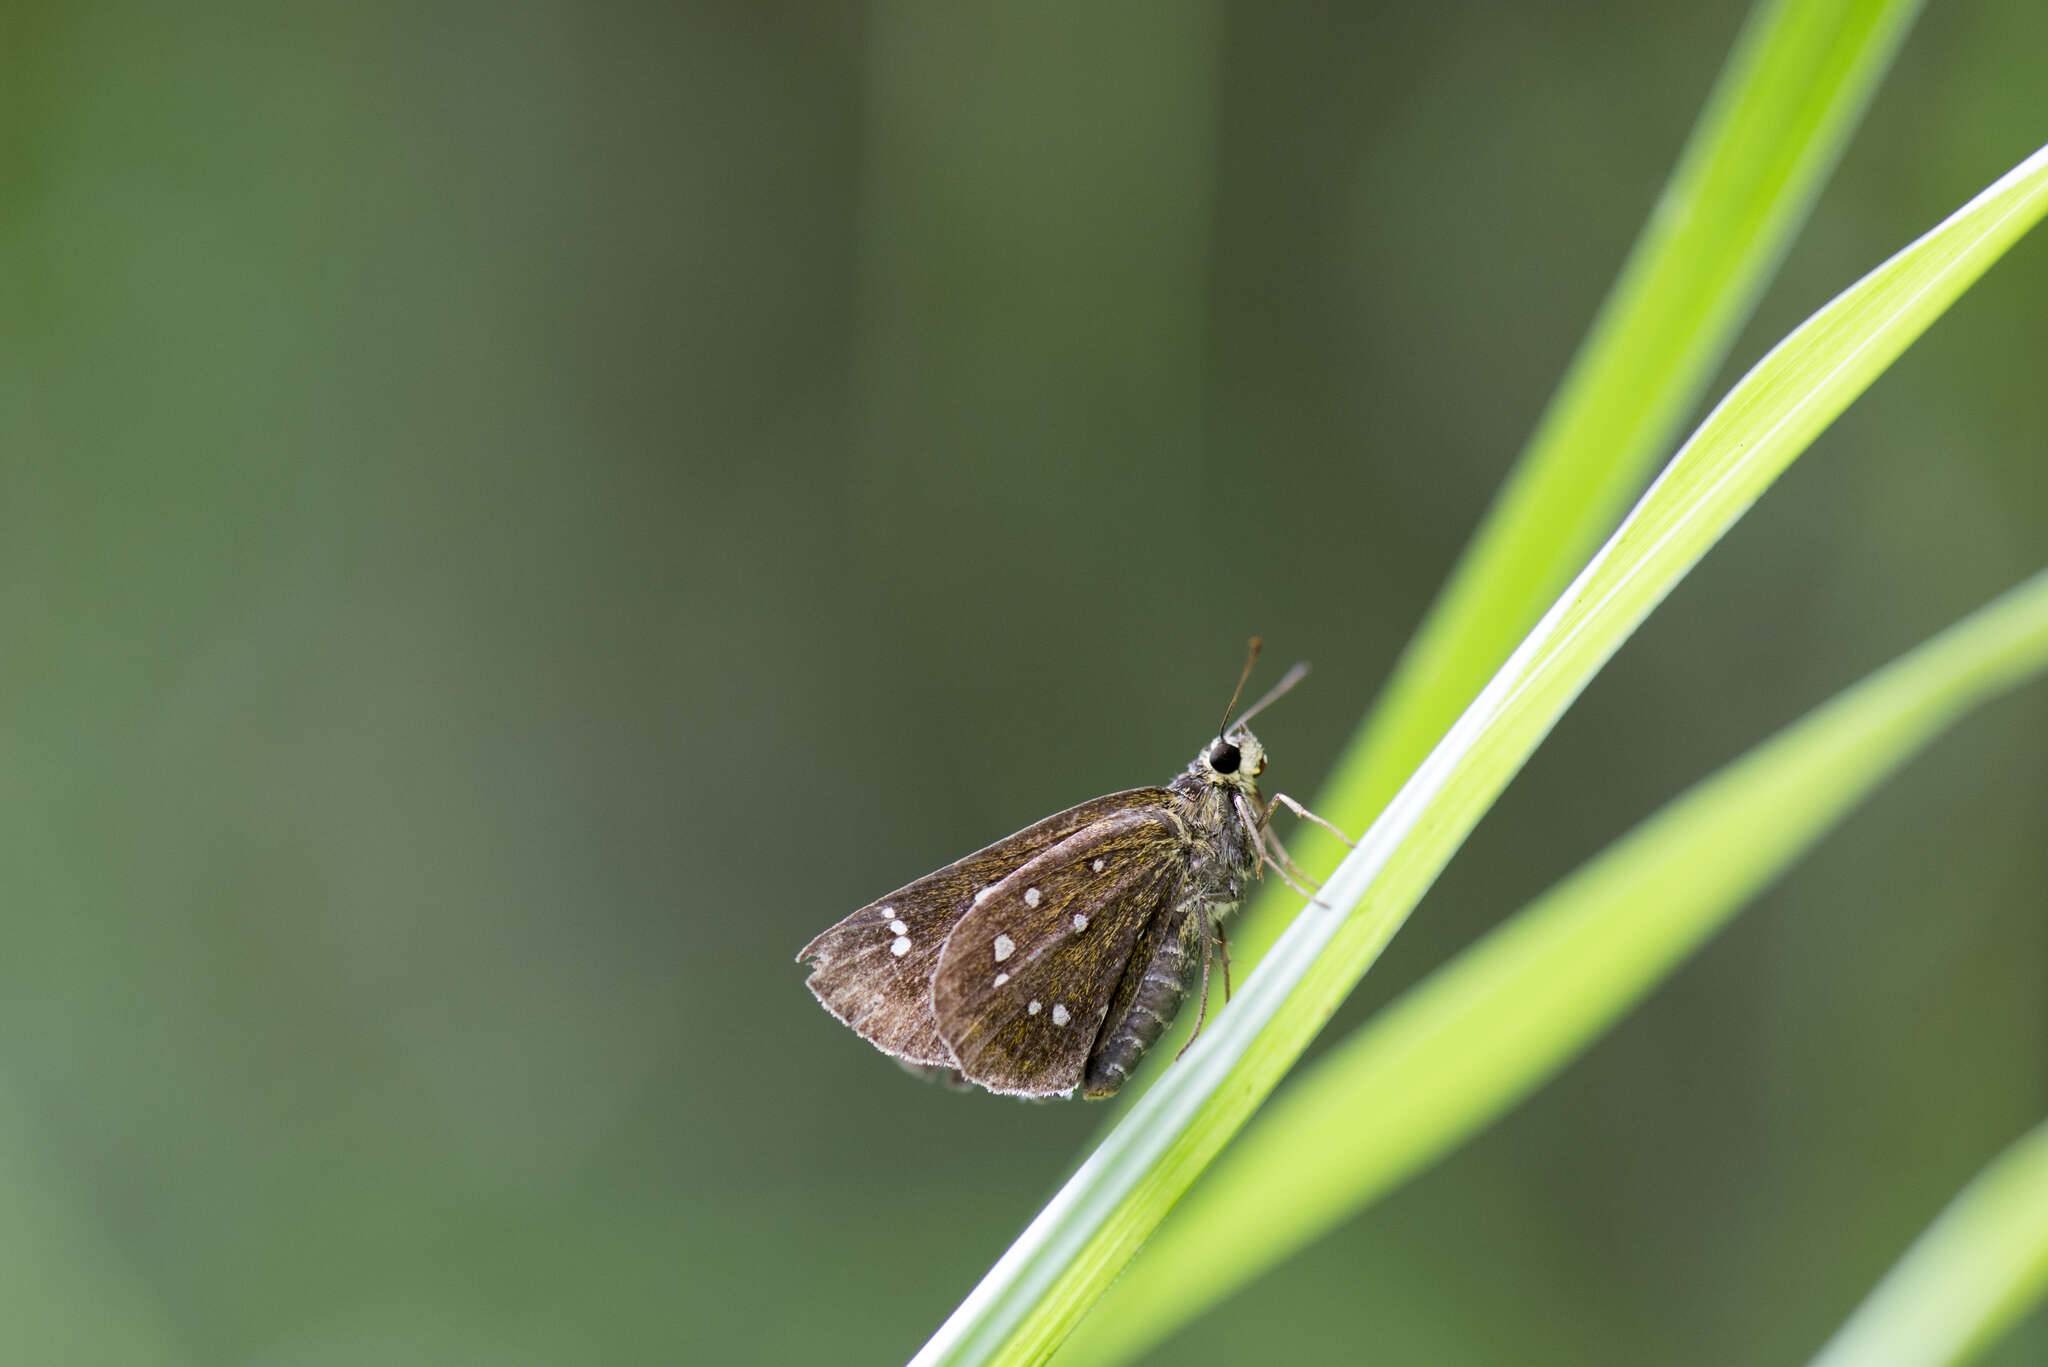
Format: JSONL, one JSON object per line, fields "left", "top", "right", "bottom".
{"left": 1209, "top": 741, "right": 1241, "bottom": 774}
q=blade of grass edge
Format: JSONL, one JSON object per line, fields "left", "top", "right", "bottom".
{"left": 912, "top": 143, "right": 2048, "bottom": 1367}
{"left": 1105, "top": 0, "right": 1925, "bottom": 1116}
{"left": 1807, "top": 1117, "right": 2048, "bottom": 1367}
{"left": 1062, "top": 568, "right": 2048, "bottom": 1367}
{"left": 1224, "top": 0, "right": 1924, "bottom": 974}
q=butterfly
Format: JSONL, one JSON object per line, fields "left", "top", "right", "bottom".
{"left": 796, "top": 642, "right": 1346, "bottom": 1099}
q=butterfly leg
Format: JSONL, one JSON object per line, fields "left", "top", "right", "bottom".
{"left": 1238, "top": 792, "right": 1328, "bottom": 905}
{"left": 1216, "top": 920, "right": 1234, "bottom": 1002}
{"left": 1260, "top": 821, "right": 1323, "bottom": 891}
{"left": 1234, "top": 792, "right": 1271, "bottom": 883}
{"left": 1175, "top": 919, "right": 1215, "bottom": 1061}
{"left": 1264, "top": 791, "right": 1358, "bottom": 848}
{"left": 1260, "top": 855, "right": 1322, "bottom": 904}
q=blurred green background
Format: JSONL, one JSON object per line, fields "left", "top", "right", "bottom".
{"left": 4, "top": 1, "right": 2043, "bottom": 1363}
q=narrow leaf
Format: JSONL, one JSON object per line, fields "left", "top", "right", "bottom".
{"left": 1223, "top": 0, "right": 1926, "bottom": 978}
{"left": 914, "top": 142, "right": 2048, "bottom": 1367}
{"left": 1064, "top": 568, "right": 2048, "bottom": 1366}
{"left": 1808, "top": 1117, "right": 2048, "bottom": 1367}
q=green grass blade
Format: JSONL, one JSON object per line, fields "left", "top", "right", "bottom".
{"left": 911, "top": 144, "right": 2048, "bottom": 1367}
{"left": 1807, "top": 1118, "right": 2048, "bottom": 1367}
{"left": 1222, "top": 0, "right": 1924, "bottom": 979}
{"left": 1061, "top": 569, "right": 2048, "bottom": 1367}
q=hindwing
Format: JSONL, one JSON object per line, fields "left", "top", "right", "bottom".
{"left": 932, "top": 807, "right": 1190, "bottom": 1098}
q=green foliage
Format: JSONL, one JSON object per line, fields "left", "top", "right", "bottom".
{"left": 912, "top": 59, "right": 2048, "bottom": 1367}
{"left": 1215, "top": 0, "right": 1926, "bottom": 985}
{"left": 1066, "top": 570, "right": 2048, "bottom": 1366}
{"left": 1809, "top": 1118, "right": 2048, "bottom": 1367}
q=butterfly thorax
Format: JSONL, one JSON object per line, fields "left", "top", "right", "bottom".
{"left": 1164, "top": 770, "right": 1259, "bottom": 912}
{"left": 1167, "top": 723, "right": 1266, "bottom": 907}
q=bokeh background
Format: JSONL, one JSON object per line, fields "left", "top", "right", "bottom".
{"left": 4, "top": 1, "right": 2043, "bottom": 1363}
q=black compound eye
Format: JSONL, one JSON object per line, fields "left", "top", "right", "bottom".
{"left": 1209, "top": 741, "right": 1241, "bottom": 774}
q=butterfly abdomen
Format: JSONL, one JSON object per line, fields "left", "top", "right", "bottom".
{"left": 1082, "top": 782, "right": 1257, "bottom": 1099}
{"left": 1082, "top": 904, "right": 1204, "bottom": 1098}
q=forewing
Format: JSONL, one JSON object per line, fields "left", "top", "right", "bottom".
{"left": 797, "top": 788, "right": 1171, "bottom": 1069}
{"left": 933, "top": 808, "right": 1189, "bottom": 1098}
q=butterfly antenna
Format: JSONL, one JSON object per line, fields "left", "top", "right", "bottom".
{"left": 1216, "top": 638, "right": 1264, "bottom": 741}
{"left": 1229, "top": 660, "right": 1310, "bottom": 735}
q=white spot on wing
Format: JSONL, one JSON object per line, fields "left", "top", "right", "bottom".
{"left": 993, "top": 972, "right": 1009, "bottom": 987}
{"left": 974, "top": 886, "right": 994, "bottom": 905}
{"left": 1027, "top": 1000, "right": 1042, "bottom": 1015}
{"left": 993, "top": 934, "right": 1015, "bottom": 962}
{"left": 890, "top": 936, "right": 911, "bottom": 956}
{"left": 1092, "top": 858, "right": 1105, "bottom": 873}
{"left": 1052, "top": 1004, "right": 1071, "bottom": 1026}
{"left": 888, "top": 918, "right": 908, "bottom": 935}
{"left": 1024, "top": 887, "right": 1041, "bottom": 908}
{"left": 1072, "top": 914, "right": 1088, "bottom": 932}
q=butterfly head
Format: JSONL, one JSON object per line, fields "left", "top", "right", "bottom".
{"left": 1203, "top": 645, "right": 1304, "bottom": 795}
{"left": 1195, "top": 726, "right": 1266, "bottom": 792}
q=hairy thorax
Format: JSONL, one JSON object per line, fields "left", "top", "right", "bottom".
{"left": 1169, "top": 768, "right": 1259, "bottom": 915}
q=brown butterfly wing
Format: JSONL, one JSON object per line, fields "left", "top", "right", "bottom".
{"left": 797, "top": 789, "right": 1172, "bottom": 1070}
{"left": 933, "top": 808, "right": 1190, "bottom": 1098}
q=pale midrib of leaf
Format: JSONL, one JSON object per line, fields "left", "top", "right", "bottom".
{"left": 1062, "top": 568, "right": 2048, "bottom": 1367}
{"left": 1807, "top": 1117, "right": 2048, "bottom": 1367}
{"left": 912, "top": 143, "right": 2048, "bottom": 1367}
{"left": 1104, "top": 0, "right": 1924, "bottom": 1119}
{"left": 1219, "top": 0, "right": 1924, "bottom": 979}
